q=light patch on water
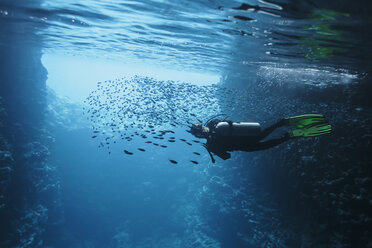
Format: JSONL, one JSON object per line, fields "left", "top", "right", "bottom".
{"left": 258, "top": 0, "right": 283, "bottom": 10}
{"left": 258, "top": 65, "right": 358, "bottom": 87}
{"left": 42, "top": 53, "right": 220, "bottom": 102}
{"left": 258, "top": 10, "right": 281, "bottom": 18}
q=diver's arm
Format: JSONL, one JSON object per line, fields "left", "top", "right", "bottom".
{"left": 203, "top": 143, "right": 231, "bottom": 162}
{"left": 214, "top": 151, "right": 231, "bottom": 160}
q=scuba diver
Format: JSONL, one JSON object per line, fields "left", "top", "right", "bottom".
{"left": 189, "top": 114, "right": 332, "bottom": 163}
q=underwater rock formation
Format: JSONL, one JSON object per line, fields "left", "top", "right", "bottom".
{"left": 0, "top": 1, "right": 61, "bottom": 247}
{"left": 0, "top": 97, "right": 13, "bottom": 218}
{"left": 216, "top": 73, "right": 372, "bottom": 247}
{"left": 197, "top": 159, "right": 301, "bottom": 247}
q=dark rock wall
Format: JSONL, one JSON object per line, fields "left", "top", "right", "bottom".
{"left": 0, "top": 1, "right": 61, "bottom": 247}
{"left": 272, "top": 81, "right": 372, "bottom": 247}
{"left": 215, "top": 73, "right": 372, "bottom": 247}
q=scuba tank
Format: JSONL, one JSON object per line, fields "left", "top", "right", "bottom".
{"left": 215, "top": 122, "right": 261, "bottom": 137}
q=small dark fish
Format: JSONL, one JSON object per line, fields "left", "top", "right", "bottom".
{"left": 193, "top": 152, "right": 201, "bottom": 155}
{"left": 170, "top": 123, "right": 176, "bottom": 127}
{"left": 192, "top": 140, "right": 200, "bottom": 143}
{"left": 169, "top": 159, "right": 178, "bottom": 164}
{"left": 138, "top": 148, "right": 145, "bottom": 152}
{"left": 153, "top": 143, "right": 159, "bottom": 146}
{"left": 233, "top": 15, "right": 254, "bottom": 21}
{"left": 92, "top": 136, "right": 97, "bottom": 138}
{"left": 190, "top": 160, "right": 199, "bottom": 164}
{"left": 168, "top": 140, "right": 175, "bottom": 143}
{"left": 186, "top": 142, "right": 192, "bottom": 146}
{"left": 169, "top": 137, "right": 175, "bottom": 139}
{"left": 124, "top": 150, "right": 133, "bottom": 155}
{"left": 93, "top": 130, "right": 99, "bottom": 133}
{"left": 160, "top": 145, "right": 167, "bottom": 148}
{"left": 145, "top": 141, "right": 152, "bottom": 143}
{"left": 180, "top": 139, "right": 186, "bottom": 142}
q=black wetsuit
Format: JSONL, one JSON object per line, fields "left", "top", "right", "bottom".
{"left": 204, "top": 119, "right": 290, "bottom": 162}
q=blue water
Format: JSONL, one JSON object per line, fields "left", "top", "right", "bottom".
{"left": 0, "top": 0, "right": 371, "bottom": 247}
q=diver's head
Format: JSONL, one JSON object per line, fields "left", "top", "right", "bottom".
{"left": 189, "top": 123, "right": 207, "bottom": 138}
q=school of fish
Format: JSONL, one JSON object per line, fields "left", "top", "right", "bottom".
{"left": 83, "top": 76, "right": 248, "bottom": 164}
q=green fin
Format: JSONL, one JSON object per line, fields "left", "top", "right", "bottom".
{"left": 289, "top": 122, "right": 332, "bottom": 138}
{"left": 285, "top": 114, "right": 326, "bottom": 128}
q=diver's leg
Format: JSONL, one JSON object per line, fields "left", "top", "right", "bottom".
{"left": 257, "top": 119, "right": 286, "bottom": 140}
{"left": 246, "top": 134, "right": 291, "bottom": 151}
